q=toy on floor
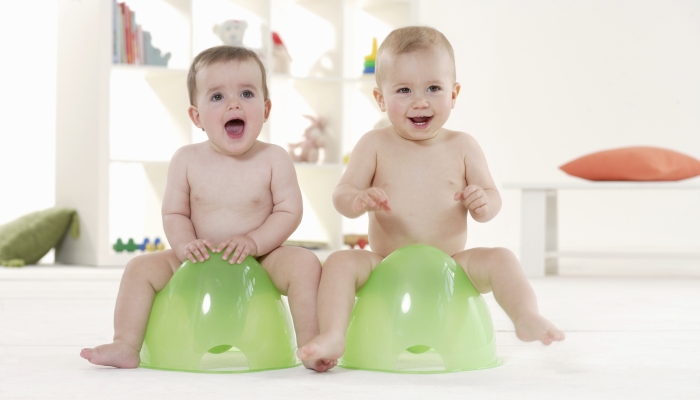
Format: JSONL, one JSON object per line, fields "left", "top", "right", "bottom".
{"left": 271, "top": 32, "right": 292, "bottom": 74}
{"left": 139, "top": 250, "right": 299, "bottom": 373}
{"left": 344, "top": 234, "right": 368, "bottom": 249}
{"left": 363, "top": 37, "right": 377, "bottom": 74}
{"left": 339, "top": 245, "right": 501, "bottom": 373}
{"left": 288, "top": 115, "right": 326, "bottom": 163}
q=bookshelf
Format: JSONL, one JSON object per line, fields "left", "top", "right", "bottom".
{"left": 56, "top": 0, "right": 417, "bottom": 266}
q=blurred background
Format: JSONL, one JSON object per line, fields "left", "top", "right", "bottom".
{"left": 1, "top": 0, "right": 698, "bottom": 270}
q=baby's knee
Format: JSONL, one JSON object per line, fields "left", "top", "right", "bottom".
{"left": 322, "top": 250, "right": 357, "bottom": 270}
{"left": 286, "top": 248, "right": 322, "bottom": 277}
{"left": 123, "top": 254, "right": 150, "bottom": 276}
{"left": 490, "top": 247, "right": 517, "bottom": 261}
{"left": 484, "top": 247, "right": 519, "bottom": 270}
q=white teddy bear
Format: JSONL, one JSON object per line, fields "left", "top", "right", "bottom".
{"left": 212, "top": 20, "right": 248, "bottom": 47}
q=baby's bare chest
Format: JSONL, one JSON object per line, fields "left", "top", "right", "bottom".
{"left": 187, "top": 160, "right": 273, "bottom": 212}
{"left": 374, "top": 147, "right": 466, "bottom": 203}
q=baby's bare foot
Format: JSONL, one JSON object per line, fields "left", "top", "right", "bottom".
{"left": 296, "top": 332, "right": 345, "bottom": 372}
{"left": 80, "top": 339, "right": 140, "bottom": 368}
{"left": 514, "top": 314, "right": 566, "bottom": 345}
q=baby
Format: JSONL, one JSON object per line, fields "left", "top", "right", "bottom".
{"left": 81, "top": 46, "right": 329, "bottom": 371}
{"left": 298, "top": 26, "right": 565, "bottom": 370}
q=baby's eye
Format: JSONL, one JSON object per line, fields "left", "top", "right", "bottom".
{"left": 211, "top": 93, "right": 223, "bottom": 101}
{"left": 427, "top": 85, "right": 441, "bottom": 92}
{"left": 241, "top": 90, "right": 254, "bottom": 98}
{"left": 397, "top": 87, "right": 411, "bottom": 94}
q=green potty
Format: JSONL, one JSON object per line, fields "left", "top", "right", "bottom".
{"left": 339, "top": 245, "right": 501, "bottom": 373}
{"left": 139, "top": 250, "right": 300, "bottom": 373}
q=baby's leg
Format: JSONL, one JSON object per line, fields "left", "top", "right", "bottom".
{"left": 453, "top": 248, "right": 565, "bottom": 345}
{"left": 296, "top": 249, "right": 384, "bottom": 372}
{"left": 80, "top": 250, "right": 182, "bottom": 367}
{"left": 257, "top": 246, "right": 323, "bottom": 370}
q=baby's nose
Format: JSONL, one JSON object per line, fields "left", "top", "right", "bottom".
{"left": 227, "top": 98, "right": 242, "bottom": 109}
{"left": 411, "top": 96, "right": 429, "bottom": 108}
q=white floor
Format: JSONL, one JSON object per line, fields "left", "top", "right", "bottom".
{"left": 1, "top": 260, "right": 699, "bottom": 400}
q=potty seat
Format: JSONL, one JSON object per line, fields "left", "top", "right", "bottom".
{"left": 339, "top": 244, "right": 501, "bottom": 373}
{"left": 139, "top": 251, "right": 300, "bottom": 373}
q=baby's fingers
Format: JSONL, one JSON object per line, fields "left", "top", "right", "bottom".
{"left": 234, "top": 245, "right": 251, "bottom": 264}
{"left": 203, "top": 240, "right": 216, "bottom": 253}
{"left": 222, "top": 241, "right": 239, "bottom": 262}
{"left": 469, "top": 197, "right": 488, "bottom": 213}
{"left": 188, "top": 245, "right": 207, "bottom": 263}
{"left": 216, "top": 239, "right": 231, "bottom": 254}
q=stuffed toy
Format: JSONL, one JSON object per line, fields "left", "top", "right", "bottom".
{"left": 288, "top": 115, "right": 326, "bottom": 163}
{"left": 212, "top": 20, "right": 249, "bottom": 47}
{"left": 271, "top": 32, "right": 292, "bottom": 74}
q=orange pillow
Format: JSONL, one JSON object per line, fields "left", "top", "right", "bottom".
{"left": 559, "top": 147, "right": 700, "bottom": 181}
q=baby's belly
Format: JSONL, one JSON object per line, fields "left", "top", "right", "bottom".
{"left": 190, "top": 206, "right": 270, "bottom": 247}
{"left": 368, "top": 197, "right": 469, "bottom": 257}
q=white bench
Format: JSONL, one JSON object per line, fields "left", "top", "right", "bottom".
{"left": 503, "top": 180, "right": 700, "bottom": 277}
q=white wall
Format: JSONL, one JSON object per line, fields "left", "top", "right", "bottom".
{"left": 1, "top": 1, "right": 699, "bottom": 260}
{"left": 0, "top": 1, "right": 57, "bottom": 225}
{"left": 419, "top": 0, "right": 700, "bottom": 254}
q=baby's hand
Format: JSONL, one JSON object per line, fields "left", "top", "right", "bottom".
{"left": 354, "top": 188, "right": 392, "bottom": 214}
{"left": 182, "top": 239, "right": 216, "bottom": 263}
{"left": 455, "top": 185, "right": 489, "bottom": 217}
{"left": 217, "top": 235, "right": 258, "bottom": 264}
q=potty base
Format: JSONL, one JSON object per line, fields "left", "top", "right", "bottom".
{"left": 139, "top": 251, "right": 300, "bottom": 373}
{"left": 339, "top": 245, "right": 500, "bottom": 374}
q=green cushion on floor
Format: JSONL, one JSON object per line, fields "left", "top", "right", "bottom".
{"left": 0, "top": 207, "right": 79, "bottom": 267}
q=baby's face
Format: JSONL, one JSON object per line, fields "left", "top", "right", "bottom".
{"left": 188, "top": 59, "right": 270, "bottom": 156}
{"left": 374, "top": 49, "right": 459, "bottom": 141}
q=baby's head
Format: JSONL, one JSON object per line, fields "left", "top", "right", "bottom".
{"left": 187, "top": 45, "right": 269, "bottom": 105}
{"left": 375, "top": 26, "right": 456, "bottom": 90}
{"left": 373, "top": 26, "right": 460, "bottom": 142}
{"left": 187, "top": 46, "right": 271, "bottom": 156}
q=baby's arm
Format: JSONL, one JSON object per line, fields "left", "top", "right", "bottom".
{"left": 162, "top": 147, "right": 215, "bottom": 262}
{"left": 241, "top": 146, "right": 303, "bottom": 257}
{"left": 333, "top": 133, "right": 391, "bottom": 218}
{"left": 454, "top": 134, "right": 502, "bottom": 223}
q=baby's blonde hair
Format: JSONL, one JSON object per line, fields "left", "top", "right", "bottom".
{"left": 375, "top": 26, "right": 456, "bottom": 88}
{"left": 187, "top": 45, "right": 269, "bottom": 105}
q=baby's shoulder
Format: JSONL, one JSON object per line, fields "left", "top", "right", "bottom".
{"left": 169, "top": 142, "right": 206, "bottom": 164}
{"left": 355, "top": 127, "right": 393, "bottom": 149}
{"left": 442, "top": 129, "right": 482, "bottom": 151}
{"left": 253, "top": 141, "right": 293, "bottom": 165}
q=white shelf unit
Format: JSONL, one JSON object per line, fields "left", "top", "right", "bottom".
{"left": 56, "top": 0, "right": 416, "bottom": 266}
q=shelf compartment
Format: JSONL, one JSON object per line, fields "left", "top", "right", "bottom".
{"left": 109, "top": 67, "right": 191, "bottom": 162}
{"left": 289, "top": 163, "right": 343, "bottom": 250}
{"left": 109, "top": 161, "right": 169, "bottom": 251}
{"left": 115, "top": 0, "right": 194, "bottom": 69}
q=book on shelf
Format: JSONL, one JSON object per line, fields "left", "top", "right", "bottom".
{"left": 113, "top": 0, "right": 168, "bottom": 67}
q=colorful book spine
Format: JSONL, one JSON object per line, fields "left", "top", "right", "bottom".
{"left": 113, "top": 2, "right": 164, "bottom": 66}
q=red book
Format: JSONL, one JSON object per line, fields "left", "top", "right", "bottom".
{"left": 123, "top": 3, "right": 132, "bottom": 64}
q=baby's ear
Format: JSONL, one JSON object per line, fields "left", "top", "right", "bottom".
{"left": 373, "top": 88, "right": 386, "bottom": 112}
{"left": 188, "top": 105, "right": 203, "bottom": 129}
{"left": 451, "top": 82, "right": 461, "bottom": 108}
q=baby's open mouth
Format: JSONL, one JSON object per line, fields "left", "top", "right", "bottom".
{"left": 225, "top": 118, "right": 245, "bottom": 136}
{"left": 409, "top": 116, "right": 432, "bottom": 126}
